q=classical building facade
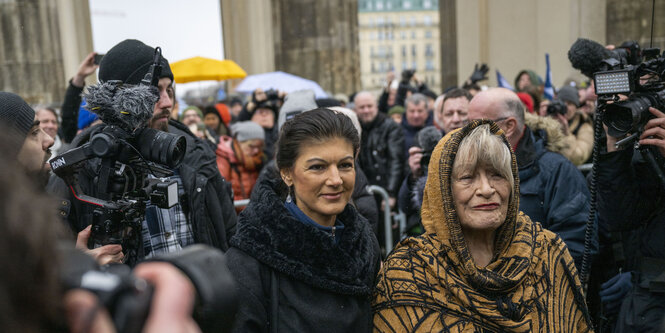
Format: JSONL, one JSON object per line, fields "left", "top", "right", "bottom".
{"left": 358, "top": 0, "right": 441, "bottom": 93}
{"left": 2, "top": 0, "right": 662, "bottom": 103}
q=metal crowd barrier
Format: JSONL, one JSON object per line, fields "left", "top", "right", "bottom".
{"left": 577, "top": 163, "right": 593, "bottom": 173}
{"left": 233, "top": 199, "right": 250, "bottom": 208}
{"left": 367, "top": 185, "right": 395, "bottom": 254}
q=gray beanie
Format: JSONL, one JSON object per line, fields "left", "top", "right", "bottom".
{"left": 557, "top": 86, "right": 580, "bottom": 107}
{"left": 0, "top": 92, "right": 35, "bottom": 149}
{"left": 277, "top": 90, "right": 318, "bottom": 130}
{"left": 231, "top": 121, "right": 265, "bottom": 142}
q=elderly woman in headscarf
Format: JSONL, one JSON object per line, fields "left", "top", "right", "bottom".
{"left": 373, "top": 120, "right": 592, "bottom": 332}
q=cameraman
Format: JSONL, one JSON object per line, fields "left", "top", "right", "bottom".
{"left": 597, "top": 106, "right": 665, "bottom": 332}
{"left": 551, "top": 86, "right": 594, "bottom": 166}
{"left": 49, "top": 39, "right": 237, "bottom": 264}
{"left": 0, "top": 104, "right": 202, "bottom": 333}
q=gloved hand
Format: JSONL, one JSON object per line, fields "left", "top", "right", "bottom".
{"left": 599, "top": 271, "right": 632, "bottom": 315}
{"left": 469, "top": 63, "right": 489, "bottom": 83}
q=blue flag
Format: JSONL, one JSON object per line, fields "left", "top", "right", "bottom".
{"left": 496, "top": 70, "right": 514, "bottom": 91}
{"left": 544, "top": 53, "right": 554, "bottom": 100}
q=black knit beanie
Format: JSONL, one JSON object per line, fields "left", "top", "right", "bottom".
{"left": 0, "top": 92, "right": 35, "bottom": 147}
{"left": 98, "top": 39, "right": 174, "bottom": 85}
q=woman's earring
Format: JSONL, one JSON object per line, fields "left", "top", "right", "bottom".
{"left": 286, "top": 194, "right": 292, "bottom": 203}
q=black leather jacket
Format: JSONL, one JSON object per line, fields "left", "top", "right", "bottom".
{"left": 358, "top": 112, "right": 405, "bottom": 197}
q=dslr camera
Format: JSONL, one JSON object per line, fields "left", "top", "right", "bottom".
{"left": 401, "top": 69, "right": 416, "bottom": 84}
{"left": 547, "top": 99, "right": 568, "bottom": 116}
{"left": 60, "top": 244, "right": 238, "bottom": 333}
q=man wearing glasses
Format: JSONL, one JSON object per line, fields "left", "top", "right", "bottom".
{"left": 468, "top": 88, "right": 592, "bottom": 271}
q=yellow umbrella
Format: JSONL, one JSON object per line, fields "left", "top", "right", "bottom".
{"left": 170, "top": 56, "right": 247, "bottom": 83}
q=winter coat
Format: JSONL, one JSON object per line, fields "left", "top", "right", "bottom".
{"left": 560, "top": 111, "right": 594, "bottom": 165}
{"left": 593, "top": 145, "right": 665, "bottom": 332}
{"left": 358, "top": 112, "right": 405, "bottom": 197}
{"left": 48, "top": 120, "right": 237, "bottom": 251}
{"left": 215, "top": 136, "right": 261, "bottom": 204}
{"left": 519, "top": 113, "right": 592, "bottom": 269}
{"left": 227, "top": 178, "right": 381, "bottom": 333}
{"left": 597, "top": 147, "right": 665, "bottom": 266}
{"left": 373, "top": 120, "right": 592, "bottom": 332}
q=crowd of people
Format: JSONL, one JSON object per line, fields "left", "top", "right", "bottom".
{"left": 1, "top": 37, "right": 665, "bottom": 332}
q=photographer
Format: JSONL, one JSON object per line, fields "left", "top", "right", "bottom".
{"left": 0, "top": 103, "right": 236, "bottom": 333}
{"left": 596, "top": 106, "right": 665, "bottom": 332}
{"left": 237, "top": 88, "right": 283, "bottom": 159}
{"left": 551, "top": 86, "right": 594, "bottom": 166}
{"left": 48, "top": 39, "right": 237, "bottom": 265}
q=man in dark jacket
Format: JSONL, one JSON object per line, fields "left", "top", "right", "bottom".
{"left": 468, "top": 88, "right": 591, "bottom": 269}
{"left": 401, "top": 93, "right": 433, "bottom": 161}
{"left": 353, "top": 91, "right": 405, "bottom": 208}
{"left": 48, "top": 39, "right": 236, "bottom": 264}
{"left": 594, "top": 106, "right": 665, "bottom": 332}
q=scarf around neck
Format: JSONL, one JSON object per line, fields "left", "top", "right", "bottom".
{"left": 373, "top": 120, "right": 592, "bottom": 332}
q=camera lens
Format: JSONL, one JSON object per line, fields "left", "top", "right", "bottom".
{"left": 135, "top": 128, "right": 186, "bottom": 168}
{"left": 604, "top": 95, "right": 653, "bottom": 137}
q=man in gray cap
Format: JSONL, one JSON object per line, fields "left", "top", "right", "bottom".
{"left": 49, "top": 39, "right": 237, "bottom": 265}
{"left": 0, "top": 92, "right": 54, "bottom": 174}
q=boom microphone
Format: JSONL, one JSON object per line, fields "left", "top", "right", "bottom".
{"left": 568, "top": 38, "right": 619, "bottom": 78}
{"left": 84, "top": 83, "right": 159, "bottom": 132}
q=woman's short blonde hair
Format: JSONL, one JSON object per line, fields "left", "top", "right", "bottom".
{"left": 452, "top": 124, "right": 514, "bottom": 193}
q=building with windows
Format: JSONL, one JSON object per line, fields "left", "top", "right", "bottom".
{"left": 358, "top": 0, "right": 441, "bottom": 93}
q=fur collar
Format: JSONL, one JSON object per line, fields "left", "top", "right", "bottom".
{"left": 524, "top": 112, "right": 569, "bottom": 154}
{"left": 230, "top": 178, "right": 378, "bottom": 296}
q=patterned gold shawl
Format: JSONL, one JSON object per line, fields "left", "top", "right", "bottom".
{"left": 373, "top": 120, "right": 592, "bottom": 332}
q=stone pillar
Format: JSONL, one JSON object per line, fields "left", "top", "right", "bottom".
{"left": 439, "top": 0, "right": 458, "bottom": 90}
{"left": 271, "top": 0, "right": 360, "bottom": 95}
{"left": 606, "top": 0, "right": 665, "bottom": 51}
{"left": 0, "top": 0, "right": 65, "bottom": 104}
{"left": 221, "top": 0, "right": 276, "bottom": 77}
{"left": 57, "top": 0, "right": 94, "bottom": 87}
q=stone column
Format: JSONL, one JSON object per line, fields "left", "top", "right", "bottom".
{"left": 57, "top": 0, "right": 94, "bottom": 87}
{"left": 0, "top": 0, "right": 65, "bottom": 104}
{"left": 221, "top": 0, "right": 276, "bottom": 77}
{"left": 271, "top": 0, "right": 360, "bottom": 95}
{"left": 439, "top": 0, "right": 458, "bottom": 90}
{"left": 606, "top": 0, "right": 664, "bottom": 51}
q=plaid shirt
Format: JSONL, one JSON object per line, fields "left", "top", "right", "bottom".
{"left": 141, "top": 173, "right": 194, "bottom": 258}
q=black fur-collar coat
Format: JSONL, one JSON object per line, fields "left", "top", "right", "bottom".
{"left": 227, "top": 177, "right": 380, "bottom": 332}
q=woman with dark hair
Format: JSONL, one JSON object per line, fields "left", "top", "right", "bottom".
{"left": 373, "top": 121, "right": 592, "bottom": 332}
{"left": 227, "top": 108, "right": 381, "bottom": 332}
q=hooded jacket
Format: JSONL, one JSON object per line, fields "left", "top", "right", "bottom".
{"left": 372, "top": 120, "right": 592, "bottom": 332}
{"left": 560, "top": 111, "right": 594, "bottom": 165}
{"left": 520, "top": 113, "right": 592, "bottom": 268}
{"left": 514, "top": 69, "right": 542, "bottom": 91}
{"left": 227, "top": 178, "right": 381, "bottom": 332}
{"left": 216, "top": 135, "right": 262, "bottom": 205}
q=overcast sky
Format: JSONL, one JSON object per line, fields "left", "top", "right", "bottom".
{"left": 89, "top": 0, "right": 225, "bottom": 94}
